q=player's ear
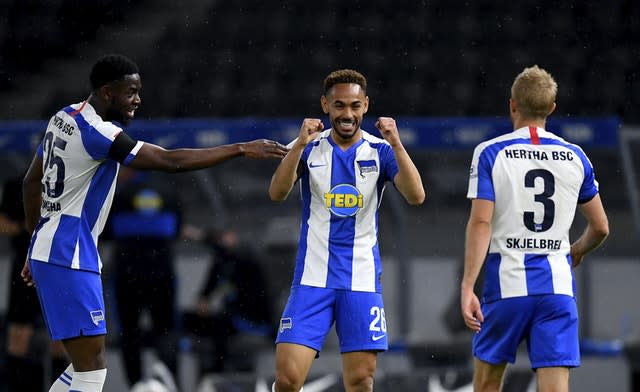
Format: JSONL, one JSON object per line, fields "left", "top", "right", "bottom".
{"left": 509, "top": 98, "right": 517, "bottom": 114}
{"left": 97, "top": 84, "right": 112, "bottom": 102}
{"left": 363, "top": 96, "right": 369, "bottom": 114}
{"left": 320, "top": 95, "right": 329, "bottom": 114}
{"left": 547, "top": 102, "right": 556, "bottom": 116}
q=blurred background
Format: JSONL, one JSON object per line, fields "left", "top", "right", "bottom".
{"left": 0, "top": 1, "right": 639, "bottom": 391}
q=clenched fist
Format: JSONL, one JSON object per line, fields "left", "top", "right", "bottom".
{"left": 375, "top": 117, "right": 401, "bottom": 147}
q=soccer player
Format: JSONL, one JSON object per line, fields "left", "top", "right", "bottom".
{"left": 20, "top": 53, "right": 288, "bottom": 392}
{"left": 460, "top": 65, "right": 609, "bottom": 392}
{"left": 268, "top": 69, "right": 425, "bottom": 392}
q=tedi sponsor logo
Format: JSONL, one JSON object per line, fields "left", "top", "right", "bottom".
{"left": 323, "top": 184, "right": 363, "bottom": 217}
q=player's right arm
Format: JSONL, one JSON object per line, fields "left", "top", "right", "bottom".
{"left": 22, "top": 153, "right": 44, "bottom": 235}
{"left": 269, "top": 118, "right": 323, "bottom": 201}
{"left": 125, "top": 136, "right": 287, "bottom": 172}
{"left": 461, "top": 198, "right": 493, "bottom": 332}
{"left": 21, "top": 152, "right": 44, "bottom": 286}
{"left": 570, "top": 194, "right": 609, "bottom": 268}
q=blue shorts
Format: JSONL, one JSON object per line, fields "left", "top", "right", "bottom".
{"left": 276, "top": 285, "right": 388, "bottom": 354}
{"left": 30, "top": 260, "right": 107, "bottom": 341}
{"left": 473, "top": 295, "right": 579, "bottom": 369}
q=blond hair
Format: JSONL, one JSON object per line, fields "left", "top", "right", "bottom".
{"left": 511, "top": 65, "right": 557, "bottom": 119}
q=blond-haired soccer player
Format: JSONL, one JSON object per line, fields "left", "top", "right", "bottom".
{"left": 461, "top": 65, "right": 609, "bottom": 392}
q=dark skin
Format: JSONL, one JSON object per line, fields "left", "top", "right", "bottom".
{"left": 21, "top": 72, "right": 288, "bottom": 374}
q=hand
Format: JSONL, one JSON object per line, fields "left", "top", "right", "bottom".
{"left": 570, "top": 247, "right": 585, "bottom": 269}
{"left": 295, "top": 118, "right": 324, "bottom": 147}
{"left": 21, "top": 258, "right": 34, "bottom": 287}
{"left": 241, "top": 139, "right": 289, "bottom": 159}
{"left": 375, "top": 117, "right": 401, "bottom": 147}
{"left": 460, "top": 287, "right": 483, "bottom": 332}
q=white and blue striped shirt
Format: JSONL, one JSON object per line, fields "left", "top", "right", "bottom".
{"left": 291, "top": 129, "right": 399, "bottom": 293}
{"left": 467, "top": 126, "right": 599, "bottom": 301}
{"left": 28, "top": 101, "right": 143, "bottom": 273}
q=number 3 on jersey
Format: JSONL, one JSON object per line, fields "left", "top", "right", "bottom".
{"left": 43, "top": 131, "right": 67, "bottom": 198}
{"left": 523, "top": 168, "right": 555, "bottom": 232}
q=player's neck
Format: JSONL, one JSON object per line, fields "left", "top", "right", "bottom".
{"left": 513, "top": 118, "right": 546, "bottom": 130}
{"left": 87, "top": 93, "right": 106, "bottom": 119}
{"left": 330, "top": 129, "right": 362, "bottom": 151}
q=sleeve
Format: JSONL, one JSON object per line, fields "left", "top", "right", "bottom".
{"left": 467, "top": 143, "right": 495, "bottom": 201}
{"left": 575, "top": 147, "right": 599, "bottom": 204}
{"left": 80, "top": 121, "right": 123, "bottom": 160}
{"left": 379, "top": 143, "right": 399, "bottom": 182}
{"left": 295, "top": 139, "right": 314, "bottom": 178}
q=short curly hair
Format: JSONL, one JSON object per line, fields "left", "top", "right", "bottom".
{"left": 90, "top": 54, "right": 139, "bottom": 90}
{"left": 323, "top": 69, "right": 367, "bottom": 94}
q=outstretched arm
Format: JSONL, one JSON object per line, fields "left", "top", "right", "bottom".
{"left": 269, "top": 118, "right": 324, "bottom": 201}
{"left": 128, "top": 138, "right": 288, "bottom": 172}
{"left": 571, "top": 194, "right": 609, "bottom": 268}
{"left": 460, "top": 198, "right": 493, "bottom": 332}
{"left": 375, "top": 117, "right": 425, "bottom": 205}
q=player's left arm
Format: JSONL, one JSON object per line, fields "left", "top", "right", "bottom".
{"left": 376, "top": 117, "right": 425, "bottom": 205}
{"left": 571, "top": 193, "right": 609, "bottom": 268}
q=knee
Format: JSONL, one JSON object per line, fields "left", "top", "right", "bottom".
{"left": 78, "top": 348, "right": 107, "bottom": 370}
{"left": 344, "top": 369, "right": 375, "bottom": 392}
{"left": 274, "top": 372, "right": 304, "bottom": 392}
{"left": 473, "top": 378, "right": 502, "bottom": 392}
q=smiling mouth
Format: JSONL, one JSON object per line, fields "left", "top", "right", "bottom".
{"left": 337, "top": 119, "right": 356, "bottom": 131}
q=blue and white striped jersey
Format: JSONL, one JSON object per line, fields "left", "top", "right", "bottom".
{"left": 290, "top": 129, "right": 399, "bottom": 293}
{"left": 28, "top": 101, "right": 143, "bottom": 273}
{"left": 467, "top": 126, "right": 599, "bottom": 301}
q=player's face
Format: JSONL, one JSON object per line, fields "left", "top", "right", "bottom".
{"left": 104, "top": 74, "right": 142, "bottom": 125}
{"left": 321, "top": 83, "right": 368, "bottom": 141}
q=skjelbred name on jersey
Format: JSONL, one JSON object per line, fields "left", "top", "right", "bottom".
{"left": 506, "top": 237, "right": 562, "bottom": 250}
